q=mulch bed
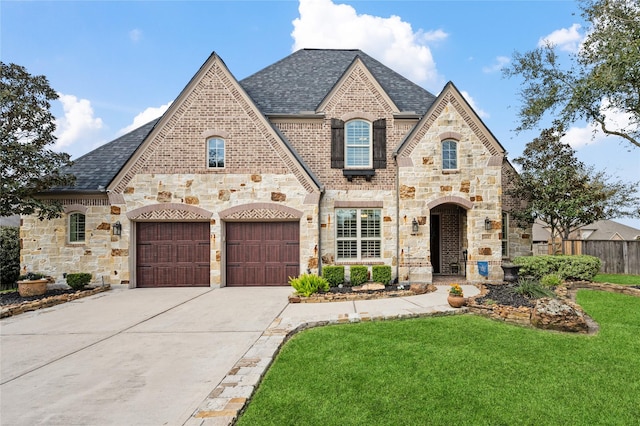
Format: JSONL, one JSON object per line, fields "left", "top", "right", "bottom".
{"left": 328, "top": 284, "right": 408, "bottom": 294}
{"left": 1, "top": 288, "right": 81, "bottom": 306}
{"left": 473, "top": 283, "right": 536, "bottom": 308}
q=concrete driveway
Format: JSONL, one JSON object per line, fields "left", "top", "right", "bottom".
{"left": 0, "top": 286, "right": 291, "bottom": 426}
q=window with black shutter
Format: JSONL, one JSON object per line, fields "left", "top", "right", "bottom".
{"left": 331, "top": 117, "right": 386, "bottom": 181}
{"left": 331, "top": 118, "right": 345, "bottom": 169}
{"left": 373, "top": 118, "right": 386, "bottom": 169}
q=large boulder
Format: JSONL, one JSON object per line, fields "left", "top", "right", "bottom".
{"left": 531, "top": 298, "right": 588, "bottom": 333}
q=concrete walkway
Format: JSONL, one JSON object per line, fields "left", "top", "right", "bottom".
{"left": 1, "top": 284, "right": 479, "bottom": 426}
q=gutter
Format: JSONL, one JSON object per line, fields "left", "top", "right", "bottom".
{"left": 317, "top": 187, "right": 325, "bottom": 274}
{"left": 393, "top": 152, "right": 400, "bottom": 283}
{"left": 35, "top": 189, "right": 108, "bottom": 197}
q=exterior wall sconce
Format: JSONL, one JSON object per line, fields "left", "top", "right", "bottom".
{"left": 412, "top": 218, "right": 419, "bottom": 234}
{"left": 113, "top": 221, "right": 122, "bottom": 236}
{"left": 484, "top": 217, "right": 492, "bottom": 231}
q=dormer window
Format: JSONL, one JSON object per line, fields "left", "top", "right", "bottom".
{"left": 345, "top": 120, "right": 372, "bottom": 168}
{"left": 442, "top": 140, "right": 458, "bottom": 170}
{"left": 207, "top": 137, "right": 225, "bottom": 168}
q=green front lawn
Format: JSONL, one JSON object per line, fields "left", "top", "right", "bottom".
{"left": 238, "top": 291, "right": 640, "bottom": 425}
{"left": 593, "top": 273, "right": 640, "bottom": 285}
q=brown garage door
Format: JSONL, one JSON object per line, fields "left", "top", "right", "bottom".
{"left": 226, "top": 222, "right": 299, "bottom": 286}
{"left": 136, "top": 222, "right": 210, "bottom": 287}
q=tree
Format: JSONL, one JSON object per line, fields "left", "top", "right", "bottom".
{"left": 507, "top": 126, "right": 639, "bottom": 254}
{"left": 503, "top": 0, "right": 640, "bottom": 149}
{"left": 1, "top": 62, "right": 75, "bottom": 220}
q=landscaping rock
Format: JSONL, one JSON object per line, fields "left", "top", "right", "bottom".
{"left": 531, "top": 298, "right": 588, "bottom": 333}
{"left": 410, "top": 283, "right": 438, "bottom": 294}
{"left": 352, "top": 283, "right": 385, "bottom": 292}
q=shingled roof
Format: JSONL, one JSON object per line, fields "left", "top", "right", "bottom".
{"left": 240, "top": 49, "right": 437, "bottom": 115}
{"left": 53, "top": 49, "right": 437, "bottom": 192}
{"left": 52, "top": 119, "right": 158, "bottom": 192}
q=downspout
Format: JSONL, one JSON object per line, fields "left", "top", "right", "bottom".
{"left": 393, "top": 152, "right": 400, "bottom": 283}
{"left": 317, "top": 187, "right": 325, "bottom": 275}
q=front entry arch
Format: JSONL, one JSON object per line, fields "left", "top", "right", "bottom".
{"left": 430, "top": 203, "right": 468, "bottom": 276}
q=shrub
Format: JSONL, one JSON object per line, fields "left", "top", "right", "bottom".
{"left": 514, "top": 255, "right": 601, "bottom": 281}
{"left": 322, "top": 265, "right": 345, "bottom": 286}
{"left": 289, "top": 274, "right": 329, "bottom": 297}
{"left": 558, "top": 255, "right": 601, "bottom": 281}
{"left": 541, "top": 274, "right": 562, "bottom": 287}
{"left": 512, "top": 277, "right": 555, "bottom": 299}
{"left": 349, "top": 265, "right": 368, "bottom": 286}
{"left": 372, "top": 265, "right": 392, "bottom": 285}
{"left": 18, "top": 272, "right": 46, "bottom": 281}
{"left": 0, "top": 227, "right": 20, "bottom": 290}
{"left": 66, "top": 273, "right": 92, "bottom": 290}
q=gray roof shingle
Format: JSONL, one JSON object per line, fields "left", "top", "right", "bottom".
{"left": 53, "top": 49, "right": 437, "bottom": 193}
{"left": 52, "top": 119, "right": 158, "bottom": 192}
{"left": 240, "top": 49, "right": 436, "bottom": 115}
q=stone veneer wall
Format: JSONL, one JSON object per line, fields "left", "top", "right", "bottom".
{"left": 319, "top": 189, "right": 397, "bottom": 281}
{"left": 20, "top": 171, "right": 317, "bottom": 287}
{"left": 398, "top": 97, "right": 504, "bottom": 283}
{"left": 20, "top": 200, "right": 116, "bottom": 286}
{"left": 120, "top": 172, "right": 317, "bottom": 286}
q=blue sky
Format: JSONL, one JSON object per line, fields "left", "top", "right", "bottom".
{"left": 3, "top": 0, "right": 639, "bottom": 228}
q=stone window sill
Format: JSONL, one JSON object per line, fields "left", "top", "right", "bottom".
{"left": 335, "top": 260, "right": 385, "bottom": 266}
{"left": 442, "top": 169, "right": 460, "bottom": 174}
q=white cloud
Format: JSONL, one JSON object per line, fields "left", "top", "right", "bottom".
{"left": 54, "top": 93, "right": 103, "bottom": 152}
{"left": 118, "top": 102, "right": 172, "bottom": 135}
{"left": 129, "top": 28, "right": 143, "bottom": 43}
{"left": 482, "top": 56, "right": 510, "bottom": 73}
{"left": 460, "top": 91, "right": 489, "bottom": 119}
{"left": 291, "top": 0, "right": 446, "bottom": 89}
{"left": 538, "top": 23, "right": 583, "bottom": 53}
{"left": 561, "top": 123, "right": 600, "bottom": 148}
{"left": 561, "top": 99, "right": 636, "bottom": 148}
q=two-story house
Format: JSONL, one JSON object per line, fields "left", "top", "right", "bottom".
{"left": 20, "top": 49, "right": 532, "bottom": 288}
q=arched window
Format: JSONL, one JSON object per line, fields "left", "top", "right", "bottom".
{"left": 345, "top": 120, "right": 372, "bottom": 168}
{"left": 442, "top": 140, "right": 458, "bottom": 170}
{"left": 69, "top": 212, "right": 86, "bottom": 243}
{"left": 207, "top": 137, "right": 225, "bottom": 168}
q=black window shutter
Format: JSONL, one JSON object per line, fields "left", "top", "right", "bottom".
{"left": 373, "top": 118, "right": 386, "bottom": 169}
{"left": 331, "top": 118, "right": 345, "bottom": 169}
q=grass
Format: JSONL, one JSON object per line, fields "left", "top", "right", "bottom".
{"left": 237, "top": 291, "right": 640, "bottom": 426}
{"left": 593, "top": 273, "right": 640, "bottom": 285}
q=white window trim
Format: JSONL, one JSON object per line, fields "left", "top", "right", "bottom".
{"left": 207, "top": 137, "right": 226, "bottom": 169}
{"left": 336, "top": 208, "right": 382, "bottom": 261}
{"left": 442, "top": 139, "right": 458, "bottom": 170}
{"left": 68, "top": 212, "right": 86, "bottom": 244}
{"left": 345, "top": 119, "right": 373, "bottom": 169}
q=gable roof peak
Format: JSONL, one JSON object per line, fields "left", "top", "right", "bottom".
{"left": 240, "top": 49, "right": 436, "bottom": 115}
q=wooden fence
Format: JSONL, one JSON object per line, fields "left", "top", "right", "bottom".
{"left": 541, "top": 240, "right": 640, "bottom": 275}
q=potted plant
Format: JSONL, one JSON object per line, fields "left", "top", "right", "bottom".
{"left": 447, "top": 283, "right": 466, "bottom": 308}
{"left": 17, "top": 272, "right": 49, "bottom": 297}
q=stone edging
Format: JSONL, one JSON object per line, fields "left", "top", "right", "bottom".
{"left": 189, "top": 306, "right": 467, "bottom": 424}
{"left": 0, "top": 285, "right": 111, "bottom": 318}
{"left": 288, "top": 284, "right": 437, "bottom": 303}
{"left": 466, "top": 281, "right": 640, "bottom": 332}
